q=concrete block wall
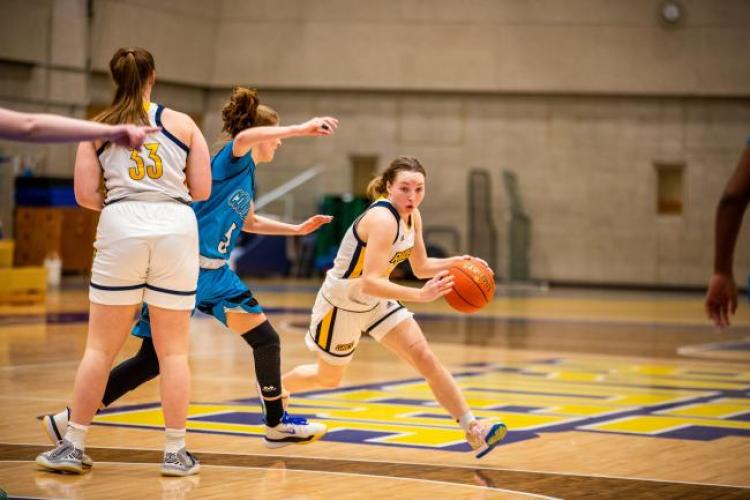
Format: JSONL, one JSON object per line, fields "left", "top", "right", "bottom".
{"left": 212, "top": 0, "right": 750, "bottom": 95}
{"left": 237, "top": 90, "right": 750, "bottom": 287}
{"left": 0, "top": 0, "right": 88, "bottom": 177}
{"left": 0, "top": 0, "right": 748, "bottom": 286}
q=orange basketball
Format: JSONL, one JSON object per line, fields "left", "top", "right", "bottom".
{"left": 444, "top": 258, "right": 495, "bottom": 313}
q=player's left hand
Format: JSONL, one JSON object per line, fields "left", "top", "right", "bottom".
{"left": 300, "top": 117, "right": 339, "bottom": 136}
{"left": 458, "top": 255, "right": 494, "bottom": 275}
{"left": 705, "top": 273, "right": 738, "bottom": 328}
{"left": 296, "top": 214, "right": 333, "bottom": 235}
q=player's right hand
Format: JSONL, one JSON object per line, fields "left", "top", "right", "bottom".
{"left": 418, "top": 270, "right": 454, "bottom": 303}
{"left": 111, "top": 124, "right": 160, "bottom": 149}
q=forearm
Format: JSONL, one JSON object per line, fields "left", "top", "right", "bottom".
{"left": 243, "top": 214, "right": 299, "bottom": 235}
{"left": 713, "top": 196, "right": 749, "bottom": 275}
{"left": 425, "top": 256, "right": 462, "bottom": 275}
{"left": 235, "top": 124, "right": 304, "bottom": 147}
{"left": 12, "top": 113, "right": 115, "bottom": 143}
{"left": 361, "top": 276, "right": 422, "bottom": 303}
{"left": 413, "top": 256, "right": 462, "bottom": 278}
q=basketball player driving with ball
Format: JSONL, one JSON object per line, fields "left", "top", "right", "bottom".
{"left": 282, "top": 155, "right": 507, "bottom": 458}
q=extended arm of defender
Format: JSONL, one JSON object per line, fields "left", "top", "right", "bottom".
{"left": 242, "top": 203, "right": 332, "bottom": 236}
{"left": 232, "top": 116, "right": 338, "bottom": 157}
{"left": 0, "top": 107, "right": 157, "bottom": 147}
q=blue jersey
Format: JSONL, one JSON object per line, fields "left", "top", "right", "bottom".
{"left": 194, "top": 141, "right": 255, "bottom": 260}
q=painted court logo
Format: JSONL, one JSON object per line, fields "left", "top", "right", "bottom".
{"left": 90, "top": 358, "right": 750, "bottom": 452}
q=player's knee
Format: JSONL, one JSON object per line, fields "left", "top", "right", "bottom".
{"left": 84, "top": 345, "right": 118, "bottom": 366}
{"left": 410, "top": 342, "right": 441, "bottom": 377}
{"left": 242, "top": 320, "right": 280, "bottom": 350}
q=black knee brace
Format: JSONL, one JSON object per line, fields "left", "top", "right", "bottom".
{"left": 242, "top": 320, "right": 284, "bottom": 426}
{"left": 102, "top": 337, "right": 160, "bottom": 407}
{"left": 241, "top": 320, "right": 282, "bottom": 399}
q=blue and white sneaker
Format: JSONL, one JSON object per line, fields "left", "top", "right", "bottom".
{"left": 161, "top": 447, "right": 200, "bottom": 477}
{"left": 41, "top": 408, "right": 93, "bottom": 468}
{"left": 36, "top": 439, "right": 84, "bottom": 474}
{"left": 264, "top": 412, "right": 327, "bottom": 449}
{"left": 466, "top": 420, "right": 507, "bottom": 458}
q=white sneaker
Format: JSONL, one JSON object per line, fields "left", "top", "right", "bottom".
{"left": 41, "top": 408, "right": 93, "bottom": 468}
{"left": 466, "top": 420, "right": 507, "bottom": 459}
{"left": 264, "top": 412, "right": 327, "bottom": 449}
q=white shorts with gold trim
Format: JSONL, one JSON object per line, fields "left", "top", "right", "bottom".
{"left": 305, "top": 290, "right": 414, "bottom": 366}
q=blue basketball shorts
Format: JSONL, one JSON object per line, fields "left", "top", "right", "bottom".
{"left": 132, "top": 265, "right": 263, "bottom": 338}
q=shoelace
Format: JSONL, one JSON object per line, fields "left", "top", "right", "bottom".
{"left": 165, "top": 450, "right": 198, "bottom": 466}
{"left": 280, "top": 412, "right": 308, "bottom": 425}
{"left": 50, "top": 444, "right": 80, "bottom": 460}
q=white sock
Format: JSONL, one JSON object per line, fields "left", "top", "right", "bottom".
{"left": 54, "top": 408, "right": 69, "bottom": 425}
{"left": 165, "top": 428, "right": 186, "bottom": 454}
{"left": 64, "top": 421, "right": 88, "bottom": 450}
{"left": 457, "top": 411, "right": 477, "bottom": 432}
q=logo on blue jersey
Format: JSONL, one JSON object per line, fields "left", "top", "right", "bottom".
{"left": 228, "top": 189, "right": 252, "bottom": 219}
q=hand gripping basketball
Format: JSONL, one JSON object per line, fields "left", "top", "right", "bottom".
{"left": 419, "top": 271, "right": 454, "bottom": 302}
{"left": 444, "top": 258, "right": 496, "bottom": 313}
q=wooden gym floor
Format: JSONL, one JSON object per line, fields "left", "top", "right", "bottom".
{"left": 1, "top": 278, "right": 749, "bottom": 499}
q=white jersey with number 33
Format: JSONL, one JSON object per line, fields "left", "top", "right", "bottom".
{"left": 98, "top": 103, "right": 190, "bottom": 205}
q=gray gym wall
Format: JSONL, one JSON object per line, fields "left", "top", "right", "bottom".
{"left": 1, "top": 0, "right": 748, "bottom": 287}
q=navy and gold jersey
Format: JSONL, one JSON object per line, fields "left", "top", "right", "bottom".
{"left": 98, "top": 103, "right": 190, "bottom": 204}
{"left": 322, "top": 198, "right": 415, "bottom": 310}
{"left": 193, "top": 141, "right": 255, "bottom": 260}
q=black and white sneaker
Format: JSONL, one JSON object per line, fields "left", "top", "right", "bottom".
{"left": 161, "top": 447, "right": 200, "bottom": 477}
{"left": 36, "top": 439, "right": 84, "bottom": 474}
{"left": 41, "top": 408, "right": 93, "bottom": 468}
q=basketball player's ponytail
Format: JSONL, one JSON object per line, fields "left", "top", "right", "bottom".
{"left": 95, "top": 48, "right": 155, "bottom": 126}
{"left": 222, "top": 87, "right": 266, "bottom": 137}
{"left": 367, "top": 156, "right": 427, "bottom": 200}
{"left": 366, "top": 176, "right": 387, "bottom": 200}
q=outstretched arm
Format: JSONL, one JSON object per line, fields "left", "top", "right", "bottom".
{"left": 243, "top": 207, "right": 333, "bottom": 236}
{"left": 0, "top": 107, "right": 158, "bottom": 148}
{"left": 232, "top": 116, "right": 338, "bottom": 157}
{"left": 706, "top": 143, "right": 750, "bottom": 327}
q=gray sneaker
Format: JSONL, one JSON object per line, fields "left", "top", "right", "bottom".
{"left": 41, "top": 409, "right": 93, "bottom": 468}
{"left": 161, "top": 448, "right": 200, "bottom": 477}
{"left": 36, "top": 439, "right": 84, "bottom": 474}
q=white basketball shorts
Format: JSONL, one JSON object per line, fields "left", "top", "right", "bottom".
{"left": 305, "top": 290, "right": 414, "bottom": 365}
{"left": 89, "top": 200, "right": 198, "bottom": 310}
